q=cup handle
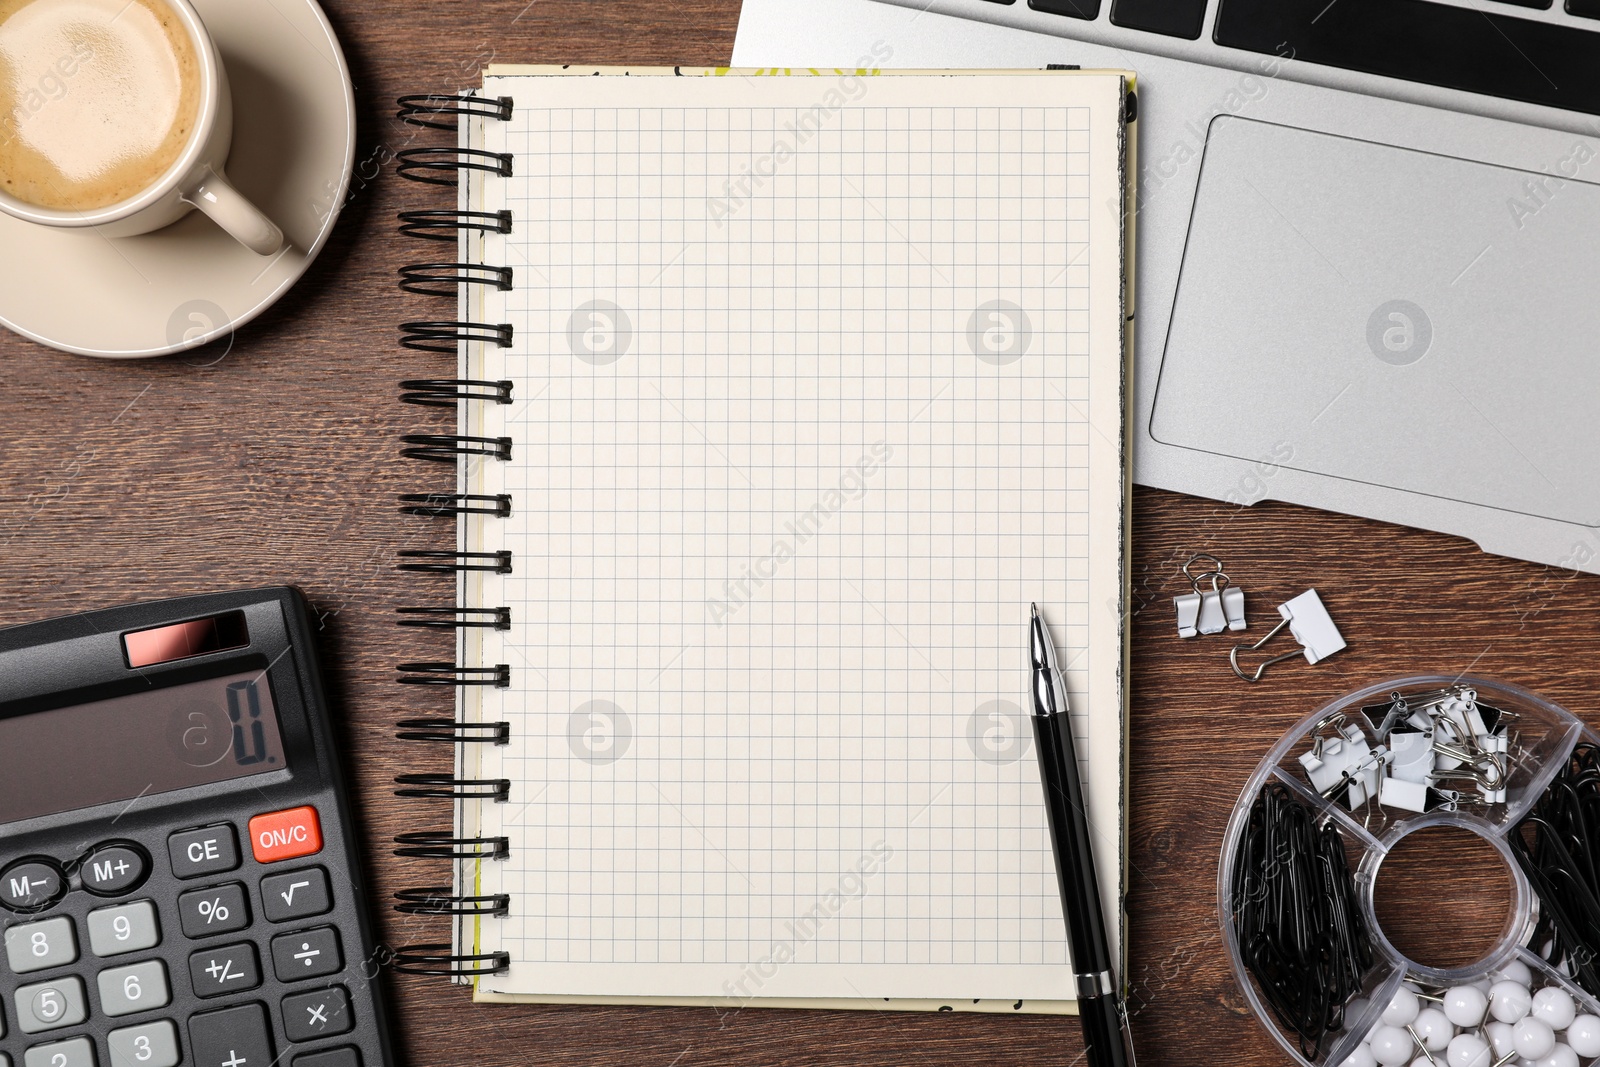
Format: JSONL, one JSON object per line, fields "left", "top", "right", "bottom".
{"left": 182, "top": 165, "right": 284, "bottom": 256}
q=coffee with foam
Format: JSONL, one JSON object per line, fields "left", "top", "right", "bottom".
{"left": 0, "top": 0, "right": 201, "bottom": 211}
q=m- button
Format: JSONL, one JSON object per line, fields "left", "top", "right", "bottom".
{"left": 248, "top": 807, "right": 323, "bottom": 864}
{"left": 168, "top": 825, "right": 240, "bottom": 879}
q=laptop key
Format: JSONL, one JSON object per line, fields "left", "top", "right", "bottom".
{"left": 1214, "top": 0, "right": 1600, "bottom": 116}
{"left": 1030, "top": 0, "right": 1103, "bottom": 18}
{"left": 1570, "top": 0, "right": 1600, "bottom": 17}
{"left": 1110, "top": 0, "right": 1206, "bottom": 38}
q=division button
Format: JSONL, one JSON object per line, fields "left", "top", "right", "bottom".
{"left": 0, "top": 860, "right": 65, "bottom": 912}
{"left": 79, "top": 845, "right": 148, "bottom": 896}
{"left": 189, "top": 1002, "right": 274, "bottom": 1067}
{"left": 187, "top": 942, "right": 261, "bottom": 998}
{"left": 87, "top": 901, "right": 161, "bottom": 957}
{"left": 260, "top": 867, "right": 331, "bottom": 923}
{"left": 168, "top": 825, "right": 240, "bottom": 879}
{"left": 178, "top": 883, "right": 251, "bottom": 938}
{"left": 271, "top": 927, "right": 342, "bottom": 982}
{"left": 107, "top": 1020, "right": 181, "bottom": 1067}
{"left": 5, "top": 917, "right": 78, "bottom": 974}
{"left": 281, "top": 986, "right": 353, "bottom": 1042}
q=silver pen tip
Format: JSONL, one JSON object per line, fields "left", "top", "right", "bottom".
{"left": 1030, "top": 602, "right": 1039, "bottom": 619}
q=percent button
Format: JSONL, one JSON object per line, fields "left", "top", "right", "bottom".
{"left": 178, "top": 882, "right": 251, "bottom": 939}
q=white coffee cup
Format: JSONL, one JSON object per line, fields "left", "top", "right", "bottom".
{"left": 0, "top": 0, "right": 283, "bottom": 255}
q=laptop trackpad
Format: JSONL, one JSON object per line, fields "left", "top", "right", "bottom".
{"left": 1151, "top": 117, "right": 1600, "bottom": 527}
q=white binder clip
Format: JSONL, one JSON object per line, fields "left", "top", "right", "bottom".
{"left": 1175, "top": 554, "right": 1246, "bottom": 638}
{"left": 1228, "top": 589, "right": 1345, "bottom": 682}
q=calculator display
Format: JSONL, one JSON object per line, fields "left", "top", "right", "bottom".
{"left": 0, "top": 671, "right": 286, "bottom": 823}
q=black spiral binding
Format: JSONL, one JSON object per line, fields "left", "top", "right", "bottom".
{"left": 392, "top": 91, "right": 516, "bottom": 978}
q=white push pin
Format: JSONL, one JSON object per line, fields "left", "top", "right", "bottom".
{"left": 1228, "top": 589, "right": 1346, "bottom": 682}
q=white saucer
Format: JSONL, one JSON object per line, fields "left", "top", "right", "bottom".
{"left": 0, "top": 0, "right": 356, "bottom": 358}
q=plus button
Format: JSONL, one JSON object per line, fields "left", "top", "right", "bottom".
{"left": 221, "top": 1053, "right": 247, "bottom": 1067}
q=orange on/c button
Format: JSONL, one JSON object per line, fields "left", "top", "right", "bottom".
{"left": 248, "top": 806, "right": 323, "bottom": 863}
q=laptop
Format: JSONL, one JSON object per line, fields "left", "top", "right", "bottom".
{"left": 733, "top": 0, "right": 1600, "bottom": 575}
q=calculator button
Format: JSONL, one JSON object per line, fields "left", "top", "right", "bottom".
{"left": 167, "top": 825, "right": 239, "bottom": 879}
{"left": 293, "top": 1049, "right": 359, "bottom": 1067}
{"left": 248, "top": 806, "right": 323, "bottom": 864}
{"left": 107, "top": 1020, "right": 180, "bottom": 1067}
{"left": 188, "top": 1002, "right": 274, "bottom": 1067}
{"left": 0, "top": 861, "right": 65, "bottom": 912}
{"left": 270, "top": 927, "right": 342, "bottom": 982}
{"left": 178, "top": 884, "right": 250, "bottom": 939}
{"left": 23, "top": 1037, "right": 94, "bottom": 1067}
{"left": 87, "top": 901, "right": 161, "bottom": 957}
{"left": 187, "top": 942, "right": 261, "bottom": 997}
{"left": 79, "top": 845, "right": 148, "bottom": 897}
{"left": 6, "top": 917, "right": 78, "bottom": 974}
{"left": 14, "top": 975, "right": 87, "bottom": 1033}
{"left": 260, "top": 868, "right": 331, "bottom": 923}
{"left": 97, "top": 960, "right": 170, "bottom": 1017}
{"left": 281, "top": 985, "right": 353, "bottom": 1042}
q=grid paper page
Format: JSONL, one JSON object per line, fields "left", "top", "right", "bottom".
{"left": 465, "top": 70, "right": 1128, "bottom": 1005}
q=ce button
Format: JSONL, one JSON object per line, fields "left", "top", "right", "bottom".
{"left": 167, "top": 825, "right": 240, "bottom": 879}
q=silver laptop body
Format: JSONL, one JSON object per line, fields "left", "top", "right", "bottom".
{"left": 734, "top": 0, "right": 1600, "bottom": 574}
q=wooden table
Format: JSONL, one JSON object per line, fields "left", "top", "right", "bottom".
{"left": 5, "top": 1, "right": 1597, "bottom": 1063}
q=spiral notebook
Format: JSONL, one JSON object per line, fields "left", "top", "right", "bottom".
{"left": 393, "top": 66, "right": 1135, "bottom": 1013}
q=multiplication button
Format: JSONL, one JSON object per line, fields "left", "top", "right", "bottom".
{"left": 281, "top": 986, "right": 353, "bottom": 1042}
{"left": 178, "top": 883, "right": 250, "bottom": 938}
{"left": 5, "top": 916, "right": 77, "bottom": 973}
{"left": 168, "top": 825, "right": 239, "bottom": 879}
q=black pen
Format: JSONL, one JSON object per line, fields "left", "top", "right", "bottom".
{"left": 1029, "top": 603, "right": 1130, "bottom": 1067}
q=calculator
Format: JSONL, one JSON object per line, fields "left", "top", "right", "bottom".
{"left": 0, "top": 589, "right": 394, "bottom": 1067}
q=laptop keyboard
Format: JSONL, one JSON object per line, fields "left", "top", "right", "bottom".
{"left": 1109, "top": 0, "right": 1205, "bottom": 39}
{"left": 947, "top": 0, "right": 1600, "bottom": 115}
{"left": 1214, "top": 0, "right": 1600, "bottom": 116}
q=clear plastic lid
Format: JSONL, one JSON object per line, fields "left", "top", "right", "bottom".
{"left": 1219, "top": 674, "right": 1596, "bottom": 1066}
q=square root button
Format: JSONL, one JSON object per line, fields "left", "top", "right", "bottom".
{"left": 248, "top": 807, "right": 322, "bottom": 864}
